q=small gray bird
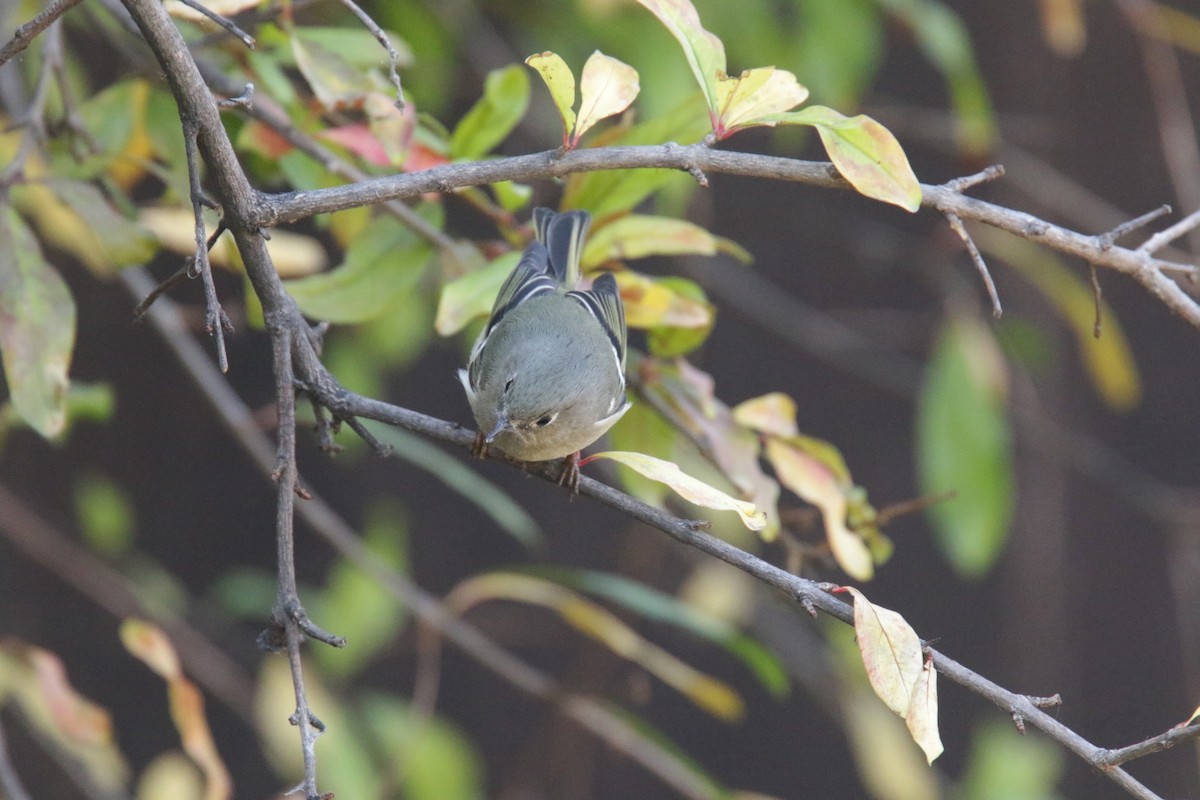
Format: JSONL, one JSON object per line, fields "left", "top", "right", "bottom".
{"left": 459, "top": 208, "right": 630, "bottom": 488}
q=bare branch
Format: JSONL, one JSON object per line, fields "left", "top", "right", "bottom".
{"left": 0, "top": 0, "right": 84, "bottom": 68}
{"left": 172, "top": 0, "right": 255, "bottom": 47}
{"left": 1139, "top": 207, "right": 1200, "bottom": 255}
{"left": 942, "top": 163, "right": 1005, "bottom": 192}
{"left": 182, "top": 122, "right": 231, "bottom": 372}
{"left": 1099, "top": 721, "right": 1200, "bottom": 767}
{"left": 1098, "top": 204, "right": 1172, "bottom": 249}
{"left": 945, "top": 211, "right": 1003, "bottom": 318}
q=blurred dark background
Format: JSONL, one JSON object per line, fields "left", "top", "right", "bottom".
{"left": 1, "top": 1, "right": 1198, "bottom": 798}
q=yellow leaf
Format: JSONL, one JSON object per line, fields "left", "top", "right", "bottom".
{"left": 1038, "top": 0, "right": 1086, "bottom": 57}
{"left": 905, "top": 657, "right": 943, "bottom": 764}
{"left": 715, "top": 67, "right": 809, "bottom": 137}
{"left": 525, "top": 52, "right": 577, "bottom": 145}
{"left": 448, "top": 573, "right": 744, "bottom": 721}
{"left": 614, "top": 271, "right": 712, "bottom": 329}
{"left": 731, "top": 392, "right": 798, "bottom": 438}
{"left": 766, "top": 438, "right": 873, "bottom": 580}
{"left": 138, "top": 206, "right": 326, "bottom": 277}
{"left": 768, "top": 105, "right": 922, "bottom": 212}
{"left": 581, "top": 214, "right": 716, "bottom": 267}
{"left": 843, "top": 588, "right": 923, "bottom": 717}
{"left": 587, "top": 451, "right": 767, "bottom": 530}
{"left": 122, "top": 620, "right": 232, "bottom": 800}
{"left": 573, "top": 51, "right": 639, "bottom": 145}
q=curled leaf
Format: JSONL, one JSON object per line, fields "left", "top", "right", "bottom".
{"left": 573, "top": 51, "right": 639, "bottom": 146}
{"left": 766, "top": 438, "right": 873, "bottom": 580}
{"left": 121, "top": 620, "right": 233, "bottom": 800}
{"left": 586, "top": 451, "right": 766, "bottom": 530}
{"left": 767, "top": 105, "right": 922, "bottom": 212}
{"left": 906, "top": 655, "right": 943, "bottom": 764}
{"left": 732, "top": 392, "right": 798, "bottom": 438}
{"left": 714, "top": 67, "right": 809, "bottom": 138}
{"left": 526, "top": 51, "right": 577, "bottom": 146}
{"left": 843, "top": 587, "right": 922, "bottom": 717}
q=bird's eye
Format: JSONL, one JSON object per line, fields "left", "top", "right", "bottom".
{"left": 503, "top": 377, "right": 515, "bottom": 393}
{"left": 535, "top": 414, "right": 555, "bottom": 427}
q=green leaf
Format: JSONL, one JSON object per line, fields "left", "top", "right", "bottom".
{"left": 284, "top": 210, "right": 437, "bottom": 323}
{"left": 434, "top": 251, "right": 519, "bottom": 336}
{"left": 917, "top": 317, "right": 1013, "bottom": 578}
{"left": 294, "top": 26, "right": 412, "bottom": 70}
{"left": 359, "top": 694, "right": 485, "bottom": 800}
{"left": 769, "top": 105, "right": 921, "bottom": 211}
{"left": 635, "top": 0, "right": 727, "bottom": 121}
{"left": 581, "top": 214, "right": 716, "bottom": 267}
{"left": 645, "top": 276, "right": 715, "bottom": 357}
{"left": 73, "top": 474, "right": 135, "bottom": 556}
{"left": 960, "top": 720, "right": 1063, "bottom": 800}
{"left": 449, "top": 65, "right": 530, "bottom": 159}
{"left": 526, "top": 51, "right": 577, "bottom": 146}
{"left": 313, "top": 501, "right": 409, "bottom": 679}
{"left": 0, "top": 208, "right": 75, "bottom": 439}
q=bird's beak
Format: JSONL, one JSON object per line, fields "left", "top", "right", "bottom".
{"left": 485, "top": 411, "right": 509, "bottom": 443}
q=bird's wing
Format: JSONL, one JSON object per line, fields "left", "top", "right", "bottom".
{"left": 569, "top": 272, "right": 627, "bottom": 373}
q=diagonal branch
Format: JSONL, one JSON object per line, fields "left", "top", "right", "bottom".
{"left": 0, "top": 0, "right": 85, "bottom": 68}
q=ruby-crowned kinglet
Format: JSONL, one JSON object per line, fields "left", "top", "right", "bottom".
{"left": 459, "top": 208, "right": 630, "bottom": 487}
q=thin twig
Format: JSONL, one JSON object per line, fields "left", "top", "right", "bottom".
{"left": 943, "top": 163, "right": 1005, "bottom": 192}
{"left": 182, "top": 122, "right": 230, "bottom": 372}
{"left": 133, "top": 221, "right": 227, "bottom": 320}
{"left": 1139, "top": 207, "right": 1200, "bottom": 254}
{"left": 1098, "top": 204, "right": 1172, "bottom": 249}
{"left": 332, "top": 0, "right": 404, "bottom": 107}
{"left": 0, "top": 0, "right": 84, "bottom": 68}
{"left": 945, "top": 211, "right": 1003, "bottom": 318}
{"left": 1098, "top": 721, "right": 1200, "bottom": 767}
{"left": 1089, "top": 264, "right": 1104, "bottom": 338}
{"left": 173, "top": 0, "right": 255, "bottom": 47}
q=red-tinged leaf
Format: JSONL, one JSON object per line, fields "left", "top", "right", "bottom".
{"left": 0, "top": 208, "right": 75, "bottom": 439}
{"left": 320, "top": 123, "right": 391, "bottom": 166}
{"left": 572, "top": 51, "right": 639, "bottom": 146}
{"left": 526, "top": 51, "right": 577, "bottom": 146}
{"left": 586, "top": 451, "right": 767, "bottom": 531}
{"left": 404, "top": 142, "right": 451, "bottom": 172}
{"left": 364, "top": 91, "right": 415, "bottom": 166}
{"left": 906, "top": 656, "right": 943, "bottom": 764}
{"left": 121, "top": 620, "right": 233, "bottom": 800}
{"left": 732, "top": 392, "right": 798, "bottom": 438}
{"left": 766, "top": 438, "right": 873, "bottom": 580}
{"left": 714, "top": 66, "right": 808, "bottom": 138}
{"left": 614, "top": 271, "right": 712, "bottom": 330}
{"left": 843, "top": 587, "right": 923, "bottom": 718}
{"left": 636, "top": 0, "right": 726, "bottom": 120}
{"left": 766, "top": 105, "right": 922, "bottom": 212}
{"left": 237, "top": 119, "right": 295, "bottom": 159}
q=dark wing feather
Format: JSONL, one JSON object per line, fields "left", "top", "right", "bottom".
{"left": 568, "top": 272, "right": 627, "bottom": 372}
{"left": 533, "top": 207, "right": 590, "bottom": 287}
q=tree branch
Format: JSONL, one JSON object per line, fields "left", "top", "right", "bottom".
{"left": 249, "top": 145, "right": 1200, "bottom": 329}
{"left": 0, "top": 0, "right": 84, "bottom": 68}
